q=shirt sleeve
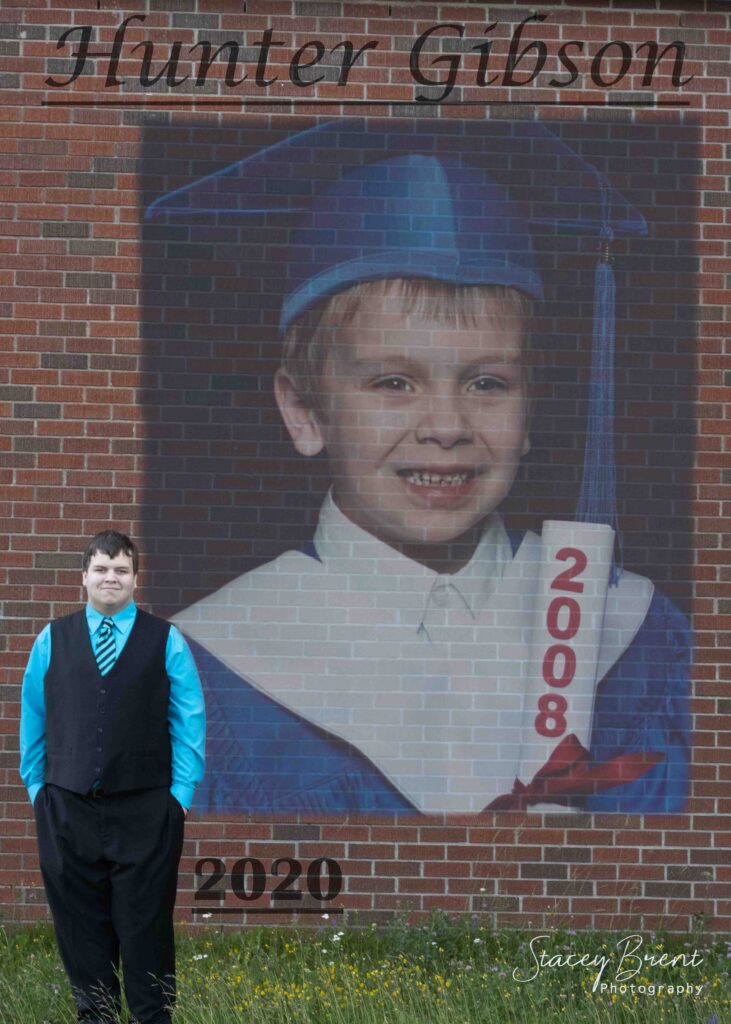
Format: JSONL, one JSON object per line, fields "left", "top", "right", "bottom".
{"left": 166, "top": 624, "right": 206, "bottom": 811}
{"left": 19, "top": 625, "right": 51, "bottom": 806}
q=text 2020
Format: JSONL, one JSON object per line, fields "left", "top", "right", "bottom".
{"left": 194, "top": 857, "right": 343, "bottom": 903}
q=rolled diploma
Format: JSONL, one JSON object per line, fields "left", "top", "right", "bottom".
{"left": 516, "top": 520, "right": 614, "bottom": 806}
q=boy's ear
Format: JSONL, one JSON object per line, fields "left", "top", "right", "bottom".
{"left": 274, "top": 369, "right": 325, "bottom": 457}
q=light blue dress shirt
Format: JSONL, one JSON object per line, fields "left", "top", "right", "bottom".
{"left": 19, "top": 602, "right": 206, "bottom": 811}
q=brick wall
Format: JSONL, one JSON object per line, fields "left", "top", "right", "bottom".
{"left": 1, "top": 0, "right": 729, "bottom": 934}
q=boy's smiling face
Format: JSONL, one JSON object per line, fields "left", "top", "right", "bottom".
{"left": 275, "top": 286, "right": 530, "bottom": 561}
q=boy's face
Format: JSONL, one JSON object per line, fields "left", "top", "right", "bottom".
{"left": 275, "top": 293, "right": 530, "bottom": 551}
{"left": 82, "top": 550, "right": 137, "bottom": 615}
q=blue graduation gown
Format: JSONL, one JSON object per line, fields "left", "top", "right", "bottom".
{"left": 188, "top": 539, "right": 691, "bottom": 816}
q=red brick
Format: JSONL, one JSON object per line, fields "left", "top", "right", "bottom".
{"left": 1, "top": 0, "right": 730, "bottom": 933}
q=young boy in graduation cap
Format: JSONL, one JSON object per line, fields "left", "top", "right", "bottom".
{"left": 147, "top": 120, "right": 691, "bottom": 817}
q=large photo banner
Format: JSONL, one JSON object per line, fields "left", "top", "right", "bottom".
{"left": 3, "top": 1, "right": 728, "bottom": 950}
{"left": 140, "top": 116, "right": 694, "bottom": 819}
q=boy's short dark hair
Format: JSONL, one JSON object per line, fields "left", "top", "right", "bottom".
{"left": 281, "top": 278, "right": 535, "bottom": 405}
{"left": 83, "top": 530, "right": 139, "bottom": 574}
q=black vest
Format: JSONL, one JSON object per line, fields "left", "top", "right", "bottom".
{"left": 44, "top": 608, "right": 172, "bottom": 795}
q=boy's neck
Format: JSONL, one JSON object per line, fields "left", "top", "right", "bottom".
{"left": 388, "top": 528, "right": 485, "bottom": 575}
{"left": 324, "top": 493, "right": 496, "bottom": 575}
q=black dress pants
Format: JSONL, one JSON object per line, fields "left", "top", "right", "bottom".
{"left": 34, "top": 784, "right": 185, "bottom": 1024}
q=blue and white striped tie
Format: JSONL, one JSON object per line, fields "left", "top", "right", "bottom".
{"left": 95, "top": 617, "right": 116, "bottom": 676}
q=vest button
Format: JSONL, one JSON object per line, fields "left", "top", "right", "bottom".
{"left": 96, "top": 746, "right": 102, "bottom": 752}
{"left": 99, "top": 708, "right": 105, "bottom": 714}
{"left": 94, "top": 767, "right": 101, "bottom": 774}
{"left": 100, "top": 689, "right": 106, "bottom": 695}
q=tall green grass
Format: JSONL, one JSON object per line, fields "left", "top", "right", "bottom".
{"left": 1, "top": 915, "right": 727, "bottom": 1023}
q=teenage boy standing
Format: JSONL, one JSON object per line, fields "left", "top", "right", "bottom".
{"left": 20, "top": 530, "right": 206, "bottom": 1024}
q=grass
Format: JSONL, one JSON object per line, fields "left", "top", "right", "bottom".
{"left": 0, "top": 914, "right": 728, "bottom": 1023}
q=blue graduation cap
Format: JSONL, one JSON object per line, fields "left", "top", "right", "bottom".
{"left": 145, "top": 119, "right": 648, "bottom": 563}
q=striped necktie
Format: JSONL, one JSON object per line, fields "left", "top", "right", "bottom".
{"left": 95, "top": 617, "right": 116, "bottom": 676}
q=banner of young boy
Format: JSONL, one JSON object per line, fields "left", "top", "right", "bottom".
{"left": 141, "top": 117, "right": 694, "bottom": 820}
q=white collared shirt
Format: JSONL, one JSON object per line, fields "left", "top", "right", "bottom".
{"left": 173, "top": 498, "right": 650, "bottom": 813}
{"left": 312, "top": 490, "right": 514, "bottom": 644}
{"left": 175, "top": 495, "right": 533, "bottom": 812}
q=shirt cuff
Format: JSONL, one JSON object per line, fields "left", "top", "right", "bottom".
{"left": 171, "top": 782, "right": 195, "bottom": 811}
{"left": 28, "top": 782, "right": 44, "bottom": 806}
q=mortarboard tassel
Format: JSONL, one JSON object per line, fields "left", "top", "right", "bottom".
{"left": 576, "top": 177, "right": 622, "bottom": 584}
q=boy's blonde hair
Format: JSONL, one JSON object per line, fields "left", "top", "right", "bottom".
{"left": 281, "top": 277, "right": 535, "bottom": 403}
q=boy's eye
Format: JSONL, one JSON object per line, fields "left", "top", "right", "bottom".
{"left": 371, "top": 376, "right": 414, "bottom": 393}
{"left": 468, "top": 376, "right": 508, "bottom": 393}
